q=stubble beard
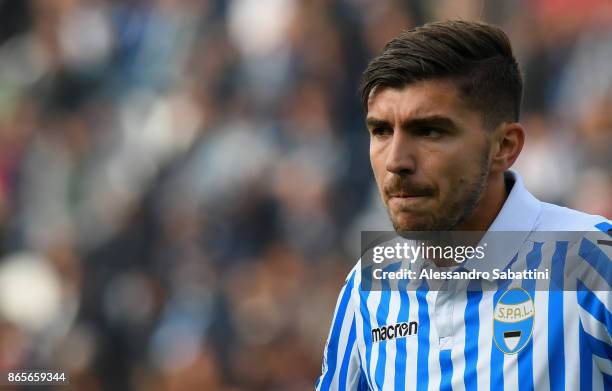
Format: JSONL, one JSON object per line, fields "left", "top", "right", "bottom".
{"left": 389, "top": 151, "right": 491, "bottom": 232}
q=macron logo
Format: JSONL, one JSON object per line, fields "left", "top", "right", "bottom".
{"left": 371, "top": 321, "right": 418, "bottom": 343}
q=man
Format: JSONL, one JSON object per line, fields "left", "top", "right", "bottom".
{"left": 316, "top": 20, "right": 611, "bottom": 390}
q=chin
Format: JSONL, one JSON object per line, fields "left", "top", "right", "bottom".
{"left": 391, "top": 215, "right": 432, "bottom": 232}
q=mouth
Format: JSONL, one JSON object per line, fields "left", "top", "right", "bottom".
{"left": 388, "top": 192, "right": 433, "bottom": 199}
{"left": 388, "top": 194, "right": 431, "bottom": 205}
{"left": 386, "top": 191, "right": 434, "bottom": 209}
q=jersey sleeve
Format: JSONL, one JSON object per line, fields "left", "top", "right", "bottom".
{"left": 316, "top": 266, "right": 364, "bottom": 391}
{"left": 574, "top": 223, "right": 612, "bottom": 378}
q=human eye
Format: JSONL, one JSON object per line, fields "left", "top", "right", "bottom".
{"left": 370, "top": 126, "right": 393, "bottom": 138}
{"left": 416, "top": 127, "right": 444, "bottom": 138}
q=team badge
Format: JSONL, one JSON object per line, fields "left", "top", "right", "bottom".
{"left": 493, "top": 287, "right": 534, "bottom": 354}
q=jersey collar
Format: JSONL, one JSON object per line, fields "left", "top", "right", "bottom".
{"left": 460, "top": 170, "right": 542, "bottom": 280}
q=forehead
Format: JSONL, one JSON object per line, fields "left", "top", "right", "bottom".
{"left": 366, "top": 80, "right": 480, "bottom": 127}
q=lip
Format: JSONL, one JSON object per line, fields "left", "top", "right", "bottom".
{"left": 388, "top": 195, "right": 431, "bottom": 205}
{"left": 388, "top": 193, "right": 433, "bottom": 199}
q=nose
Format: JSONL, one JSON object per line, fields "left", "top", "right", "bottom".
{"left": 385, "top": 129, "right": 417, "bottom": 175}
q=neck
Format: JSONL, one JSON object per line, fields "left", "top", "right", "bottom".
{"left": 432, "top": 173, "right": 507, "bottom": 267}
{"left": 455, "top": 173, "right": 508, "bottom": 231}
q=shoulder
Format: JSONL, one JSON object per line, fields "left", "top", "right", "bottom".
{"left": 533, "top": 203, "right": 611, "bottom": 288}
{"left": 340, "top": 260, "right": 362, "bottom": 298}
{"left": 534, "top": 201, "right": 610, "bottom": 232}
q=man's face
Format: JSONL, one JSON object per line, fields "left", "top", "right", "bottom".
{"left": 367, "top": 79, "right": 492, "bottom": 231}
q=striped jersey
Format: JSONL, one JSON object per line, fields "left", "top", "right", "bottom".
{"left": 316, "top": 171, "right": 612, "bottom": 390}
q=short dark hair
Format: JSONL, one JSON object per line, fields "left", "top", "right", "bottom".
{"left": 360, "top": 20, "right": 523, "bottom": 129}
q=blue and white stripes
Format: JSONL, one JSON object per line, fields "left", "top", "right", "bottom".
{"left": 316, "top": 231, "right": 612, "bottom": 390}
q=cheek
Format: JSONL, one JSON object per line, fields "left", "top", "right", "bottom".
{"left": 439, "top": 149, "right": 488, "bottom": 197}
{"left": 369, "top": 142, "right": 386, "bottom": 183}
{"left": 422, "top": 145, "right": 475, "bottom": 195}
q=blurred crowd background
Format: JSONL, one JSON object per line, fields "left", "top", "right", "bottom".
{"left": 0, "top": 0, "right": 610, "bottom": 390}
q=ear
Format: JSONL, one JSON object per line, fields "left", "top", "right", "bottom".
{"left": 490, "top": 122, "right": 525, "bottom": 174}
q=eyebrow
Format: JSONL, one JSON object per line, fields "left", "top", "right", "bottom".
{"left": 365, "top": 115, "right": 460, "bottom": 132}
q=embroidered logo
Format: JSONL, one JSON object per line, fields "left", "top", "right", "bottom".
{"left": 371, "top": 321, "right": 418, "bottom": 343}
{"left": 493, "top": 287, "right": 534, "bottom": 354}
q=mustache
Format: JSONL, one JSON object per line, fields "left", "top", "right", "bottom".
{"left": 383, "top": 176, "right": 435, "bottom": 197}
